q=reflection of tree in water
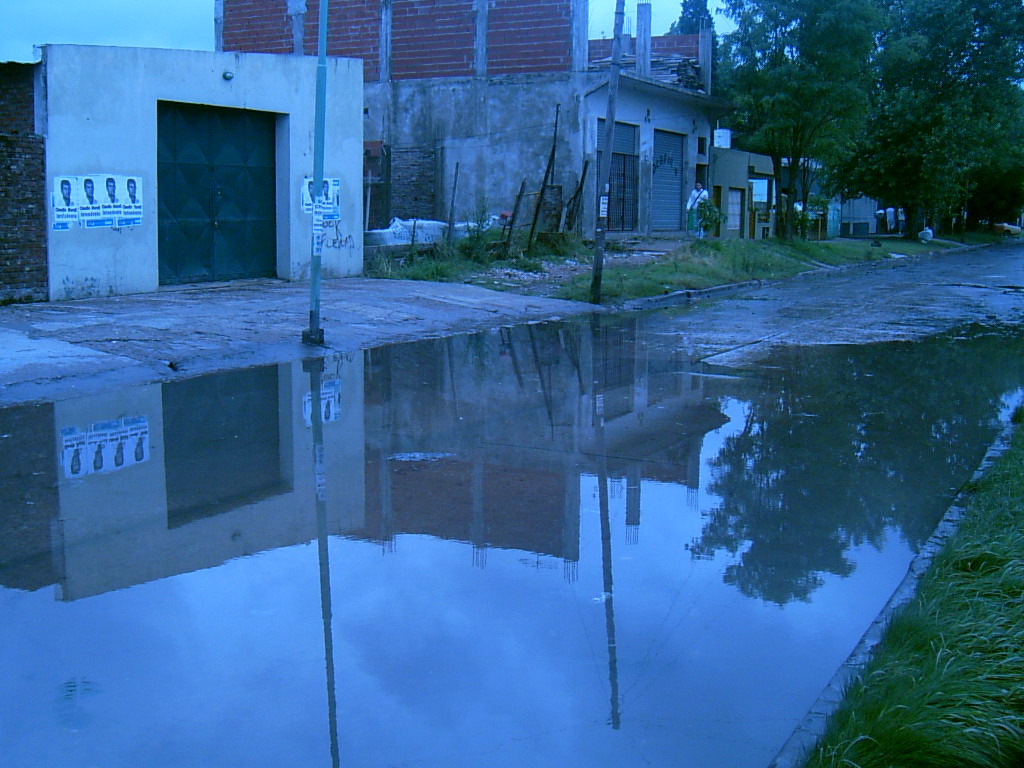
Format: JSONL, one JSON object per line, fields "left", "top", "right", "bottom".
{"left": 690, "top": 326, "right": 1024, "bottom": 605}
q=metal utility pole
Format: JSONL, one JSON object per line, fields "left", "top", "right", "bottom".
{"left": 590, "top": 0, "right": 627, "bottom": 305}
{"left": 303, "top": 0, "right": 330, "bottom": 345}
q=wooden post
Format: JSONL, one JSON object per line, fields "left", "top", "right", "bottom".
{"left": 527, "top": 104, "right": 560, "bottom": 255}
{"left": 446, "top": 162, "right": 460, "bottom": 244}
{"left": 590, "top": 0, "right": 626, "bottom": 304}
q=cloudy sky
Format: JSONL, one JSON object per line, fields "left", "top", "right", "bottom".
{"left": 1, "top": 0, "right": 731, "bottom": 64}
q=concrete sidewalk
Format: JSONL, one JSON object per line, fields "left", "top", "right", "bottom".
{"left": 0, "top": 278, "right": 598, "bottom": 406}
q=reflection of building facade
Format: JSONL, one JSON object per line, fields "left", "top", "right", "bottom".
{"left": 0, "top": 358, "right": 365, "bottom": 600}
{"left": 0, "top": 317, "right": 726, "bottom": 597}
{"left": 358, "top": 319, "right": 727, "bottom": 569}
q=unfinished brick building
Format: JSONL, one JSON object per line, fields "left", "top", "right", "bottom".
{"left": 222, "top": 0, "right": 725, "bottom": 237}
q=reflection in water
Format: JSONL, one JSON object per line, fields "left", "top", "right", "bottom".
{"left": 2, "top": 319, "right": 1024, "bottom": 766}
{"left": 305, "top": 357, "right": 341, "bottom": 768}
{"left": 591, "top": 317, "right": 621, "bottom": 730}
{"left": 692, "top": 326, "right": 1024, "bottom": 604}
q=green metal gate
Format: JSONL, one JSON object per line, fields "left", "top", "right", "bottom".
{"left": 157, "top": 102, "right": 276, "bottom": 285}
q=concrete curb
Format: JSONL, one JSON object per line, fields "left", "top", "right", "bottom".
{"left": 768, "top": 414, "right": 1019, "bottom": 768}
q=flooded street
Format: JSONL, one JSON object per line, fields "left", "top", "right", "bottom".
{"left": 4, "top": 302, "right": 1024, "bottom": 766}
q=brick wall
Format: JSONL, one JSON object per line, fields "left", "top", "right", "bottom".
{"left": 589, "top": 34, "right": 700, "bottom": 62}
{"left": 221, "top": 0, "right": 576, "bottom": 80}
{"left": 0, "top": 64, "right": 35, "bottom": 134}
{"left": 391, "top": 0, "right": 475, "bottom": 80}
{"left": 391, "top": 146, "right": 436, "bottom": 220}
{"left": 488, "top": 0, "right": 572, "bottom": 74}
{"left": 0, "top": 63, "right": 46, "bottom": 303}
{"left": 222, "top": 0, "right": 294, "bottom": 54}
{"left": 0, "top": 134, "right": 47, "bottom": 302}
{"left": 306, "top": 0, "right": 382, "bottom": 81}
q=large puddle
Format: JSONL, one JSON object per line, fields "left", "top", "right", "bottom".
{"left": 2, "top": 315, "right": 1023, "bottom": 767}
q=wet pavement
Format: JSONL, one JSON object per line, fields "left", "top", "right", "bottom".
{"left": 3, "top": 240, "right": 1023, "bottom": 407}
{"left": 5, "top": 240, "right": 1024, "bottom": 767}
{"left": 4, "top": 309, "right": 1024, "bottom": 767}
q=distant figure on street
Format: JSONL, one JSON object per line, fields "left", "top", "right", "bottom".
{"left": 885, "top": 206, "right": 896, "bottom": 233}
{"left": 897, "top": 207, "right": 906, "bottom": 234}
{"left": 686, "top": 181, "right": 709, "bottom": 238}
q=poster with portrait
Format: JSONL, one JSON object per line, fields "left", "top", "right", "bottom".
{"left": 52, "top": 176, "right": 79, "bottom": 230}
{"left": 301, "top": 176, "right": 341, "bottom": 219}
{"left": 117, "top": 175, "right": 143, "bottom": 227}
{"left": 99, "top": 175, "right": 123, "bottom": 223}
{"left": 59, "top": 415, "right": 149, "bottom": 479}
{"left": 79, "top": 174, "right": 113, "bottom": 228}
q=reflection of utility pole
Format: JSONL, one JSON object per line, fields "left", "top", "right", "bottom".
{"left": 590, "top": 317, "right": 621, "bottom": 729}
{"left": 303, "top": 358, "right": 340, "bottom": 767}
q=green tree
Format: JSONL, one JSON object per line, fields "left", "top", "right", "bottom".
{"left": 836, "top": 0, "right": 1024, "bottom": 236}
{"left": 668, "top": 0, "right": 714, "bottom": 34}
{"left": 719, "top": 0, "right": 879, "bottom": 238}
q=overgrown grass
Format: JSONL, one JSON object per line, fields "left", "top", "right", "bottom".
{"left": 555, "top": 238, "right": 904, "bottom": 303}
{"left": 363, "top": 230, "right": 590, "bottom": 282}
{"left": 804, "top": 421, "right": 1024, "bottom": 768}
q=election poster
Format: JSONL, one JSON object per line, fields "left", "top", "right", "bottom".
{"left": 301, "top": 176, "right": 341, "bottom": 220}
{"left": 99, "top": 175, "right": 123, "bottom": 223}
{"left": 52, "top": 176, "right": 79, "bottom": 230}
{"left": 117, "top": 175, "right": 143, "bottom": 227}
{"left": 303, "top": 378, "right": 342, "bottom": 427}
{"left": 60, "top": 415, "right": 150, "bottom": 479}
{"left": 79, "top": 175, "right": 113, "bottom": 228}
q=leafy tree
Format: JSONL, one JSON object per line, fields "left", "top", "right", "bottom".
{"left": 667, "top": 0, "right": 719, "bottom": 84}
{"left": 836, "top": 0, "right": 1024, "bottom": 236}
{"left": 668, "top": 0, "right": 714, "bottom": 34}
{"left": 719, "top": 0, "right": 879, "bottom": 238}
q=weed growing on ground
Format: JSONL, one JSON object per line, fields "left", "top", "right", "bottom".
{"left": 804, "top": 427, "right": 1024, "bottom": 768}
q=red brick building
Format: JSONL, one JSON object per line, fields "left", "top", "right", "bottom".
{"left": 219, "top": 0, "right": 586, "bottom": 81}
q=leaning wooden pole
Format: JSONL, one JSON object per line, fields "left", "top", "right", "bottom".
{"left": 590, "top": 0, "right": 626, "bottom": 305}
{"left": 527, "top": 104, "right": 560, "bottom": 255}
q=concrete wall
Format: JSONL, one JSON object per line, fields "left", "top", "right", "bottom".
{"left": 40, "top": 44, "right": 362, "bottom": 300}
{"left": 366, "top": 74, "right": 588, "bottom": 225}
{"left": 585, "top": 77, "right": 713, "bottom": 236}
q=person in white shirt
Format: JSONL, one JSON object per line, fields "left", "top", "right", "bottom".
{"left": 686, "top": 181, "right": 710, "bottom": 238}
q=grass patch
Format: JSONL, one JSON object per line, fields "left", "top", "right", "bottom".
{"left": 804, "top": 426, "right": 1024, "bottom": 768}
{"left": 363, "top": 231, "right": 591, "bottom": 283}
{"left": 555, "top": 238, "right": 899, "bottom": 303}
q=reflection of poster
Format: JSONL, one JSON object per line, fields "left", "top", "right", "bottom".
{"left": 301, "top": 177, "right": 341, "bottom": 219}
{"left": 116, "top": 176, "right": 143, "bottom": 227}
{"left": 60, "top": 415, "right": 149, "bottom": 479}
{"left": 79, "top": 175, "right": 113, "bottom": 228}
{"left": 303, "top": 379, "right": 342, "bottom": 427}
{"left": 53, "top": 176, "right": 79, "bottom": 230}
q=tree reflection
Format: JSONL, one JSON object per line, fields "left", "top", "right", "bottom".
{"left": 690, "top": 326, "right": 1024, "bottom": 604}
